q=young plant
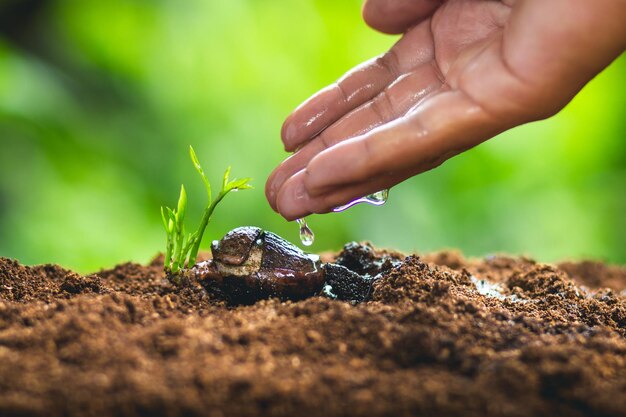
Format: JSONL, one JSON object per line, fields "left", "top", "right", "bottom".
{"left": 161, "top": 146, "right": 252, "bottom": 282}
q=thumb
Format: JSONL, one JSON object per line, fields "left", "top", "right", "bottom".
{"left": 362, "top": 0, "right": 444, "bottom": 34}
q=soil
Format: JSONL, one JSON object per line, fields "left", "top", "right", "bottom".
{"left": 0, "top": 244, "right": 625, "bottom": 417}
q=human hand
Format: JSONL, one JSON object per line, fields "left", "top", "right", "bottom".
{"left": 266, "top": 0, "right": 626, "bottom": 220}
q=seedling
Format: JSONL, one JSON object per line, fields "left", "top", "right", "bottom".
{"left": 161, "top": 146, "right": 252, "bottom": 283}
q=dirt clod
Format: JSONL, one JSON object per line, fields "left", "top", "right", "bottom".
{"left": 322, "top": 263, "right": 375, "bottom": 302}
{"left": 0, "top": 248, "right": 625, "bottom": 417}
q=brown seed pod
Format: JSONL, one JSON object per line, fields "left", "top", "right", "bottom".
{"left": 193, "top": 226, "right": 325, "bottom": 304}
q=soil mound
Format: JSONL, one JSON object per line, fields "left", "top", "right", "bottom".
{"left": 0, "top": 247, "right": 624, "bottom": 417}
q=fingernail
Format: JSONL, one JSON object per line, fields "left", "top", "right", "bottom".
{"left": 266, "top": 189, "right": 278, "bottom": 212}
{"left": 267, "top": 170, "right": 286, "bottom": 203}
{"left": 283, "top": 123, "right": 298, "bottom": 150}
{"left": 277, "top": 179, "right": 308, "bottom": 220}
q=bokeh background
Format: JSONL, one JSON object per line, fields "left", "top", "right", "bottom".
{"left": 0, "top": 0, "right": 624, "bottom": 273}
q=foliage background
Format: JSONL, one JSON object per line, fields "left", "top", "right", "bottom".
{"left": 0, "top": 0, "right": 624, "bottom": 273}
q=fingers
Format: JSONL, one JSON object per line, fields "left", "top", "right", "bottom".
{"left": 281, "top": 56, "right": 397, "bottom": 152}
{"left": 275, "top": 90, "right": 505, "bottom": 219}
{"left": 281, "top": 22, "right": 436, "bottom": 152}
{"left": 362, "top": 0, "right": 444, "bottom": 34}
{"left": 265, "top": 139, "right": 326, "bottom": 211}
{"left": 267, "top": 61, "right": 444, "bottom": 211}
{"left": 305, "top": 90, "right": 500, "bottom": 195}
{"left": 275, "top": 169, "right": 410, "bottom": 220}
{"left": 271, "top": 0, "right": 626, "bottom": 220}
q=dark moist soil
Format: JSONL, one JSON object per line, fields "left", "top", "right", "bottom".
{"left": 1, "top": 245, "right": 625, "bottom": 417}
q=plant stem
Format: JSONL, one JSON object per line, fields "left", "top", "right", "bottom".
{"left": 187, "top": 190, "right": 229, "bottom": 267}
{"left": 164, "top": 235, "right": 173, "bottom": 272}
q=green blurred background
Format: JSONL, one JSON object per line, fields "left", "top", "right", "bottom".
{"left": 0, "top": 0, "right": 624, "bottom": 273}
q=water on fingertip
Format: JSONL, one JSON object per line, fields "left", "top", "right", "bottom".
{"left": 294, "top": 190, "right": 387, "bottom": 246}
{"left": 332, "top": 189, "right": 389, "bottom": 212}
{"left": 296, "top": 218, "right": 314, "bottom": 246}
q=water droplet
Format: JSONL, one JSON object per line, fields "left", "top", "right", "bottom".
{"left": 332, "top": 189, "right": 389, "bottom": 212}
{"left": 296, "top": 218, "right": 314, "bottom": 246}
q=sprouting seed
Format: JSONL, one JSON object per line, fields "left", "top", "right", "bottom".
{"left": 161, "top": 146, "right": 252, "bottom": 283}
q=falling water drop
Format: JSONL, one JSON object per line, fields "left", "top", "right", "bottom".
{"left": 332, "top": 189, "right": 389, "bottom": 212}
{"left": 296, "top": 218, "right": 315, "bottom": 246}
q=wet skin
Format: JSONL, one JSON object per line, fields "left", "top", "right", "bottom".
{"left": 266, "top": 0, "right": 626, "bottom": 220}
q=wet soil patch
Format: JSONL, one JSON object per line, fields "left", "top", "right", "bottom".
{"left": 0, "top": 245, "right": 625, "bottom": 417}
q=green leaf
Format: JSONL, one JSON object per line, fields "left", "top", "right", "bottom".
{"left": 162, "top": 147, "right": 253, "bottom": 279}
{"left": 189, "top": 145, "right": 201, "bottom": 169}
{"left": 176, "top": 185, "right": 187, "bottom": 223}
{"left": 189, "top": 146, "right": 211, "bottom": 201}
{"left": 160, "top": 206, "right": 169, "bottom": 231}
{"left": 227, "top": 177, "right": 253, "bottom": 191}
{"left": 182, "top": 231, "right": 198, "bottom": 267}
{"left": 222, "top": 166, "right": 231, "bottom": 191}
{"left": 186, "top": 231, "right": 197, "bottom": 248}
{"left": 166, "top": 207, "right": 176, "bottom": 231}
{"left": 162, "top": 207, "right": 175, "bottom": 234}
